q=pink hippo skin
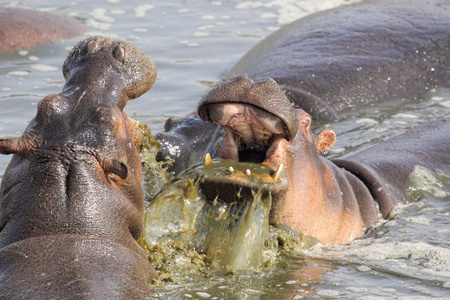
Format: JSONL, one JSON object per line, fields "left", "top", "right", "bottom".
{"left": 0, "top": 7, "right": 86, "bottom": 51}
{"left": 197, "top": 75, "right": 450, "bottom": 244}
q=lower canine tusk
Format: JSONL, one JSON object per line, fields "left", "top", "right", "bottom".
{"left": 204, "top": 153, "right": 212, "bottom": 165}
{"left": 274, "top": 163, "right": 283, "bottom": 181}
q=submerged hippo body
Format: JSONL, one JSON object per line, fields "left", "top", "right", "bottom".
{"left": 0, "top": 8, "right": 86, "bottom": 52}
{"left": 228, "top": 0, "right": 450, "bottom": 120}
{"left": 197, "top": 75, "right": 450, "bottom": 244}
{"left": 0, "top": 36, "right": 157, "bottom": 298}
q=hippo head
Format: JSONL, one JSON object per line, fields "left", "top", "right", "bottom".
{"left": 0, "top": 36, "right": 157, "bottom": 249}
{"left": 199, "top": 74, "right": 299, "bottom": 160}
{"left": 63, "top": 36, "right": 157, "bottom": 109}
{"left": 198, "top": 75, "right": 337, "bottom": 242}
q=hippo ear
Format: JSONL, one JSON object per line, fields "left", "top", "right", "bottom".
{"left": 315, "top": 129, "right": 336, "bottom": 154}
{"left": 0, "top": 137, "right": 19, "bottom": 155}
{"left": 0, "top": 137, "right": 28, "bottom": 156}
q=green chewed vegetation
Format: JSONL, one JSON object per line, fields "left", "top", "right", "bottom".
{"left": 140, "top": 157, "right": 317, "bottom": 284}
{"left": 137, "top": 122, "right": 172, "bottom": 199}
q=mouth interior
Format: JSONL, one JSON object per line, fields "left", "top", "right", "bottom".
{"left": 199, "top": 103, "right": 289, "bottom": 202}
{"left": 205, "top": 102, "right": 289, "bottom": 165}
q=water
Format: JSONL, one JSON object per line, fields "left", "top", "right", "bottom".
{"left": 0, "top": 0, "right": 449, "bottom": 298}
{"left": 143, "top": 160, "right": 275, "bottom": 278}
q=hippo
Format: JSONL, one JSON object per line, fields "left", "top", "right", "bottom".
{"left": 195, "top": 75, "right": 450, "bottom": 244}
{"left": 227, "top": 0, "right": 450, "bottom": 120}
{"left": 0, "top": 7, "right": 86, "bottom": 52}
{"left": 155, "top": 114, "right": 221, "bottom": 175}
{"left": 0, "top": 36, "right": 158, "bottom": 298}
{"left": 155, "top": 0, "right": 449, "bottom": 174}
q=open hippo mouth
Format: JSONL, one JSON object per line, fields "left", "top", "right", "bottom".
{"left": 197, "top": 75, "right": 298, "bottom": 202}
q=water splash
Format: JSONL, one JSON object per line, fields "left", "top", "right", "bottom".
{"left": 142, "top": 160, "right": 316, "bottom": 284}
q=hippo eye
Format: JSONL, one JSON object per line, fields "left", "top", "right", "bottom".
{"left": 113, "top": 43, "right": 126, "bottom": 63}
{"left": 302, "top": 118, "right": 310, "bottom": 128}
{"left": 99, "top": 156, "right": 128, "bottom": 180}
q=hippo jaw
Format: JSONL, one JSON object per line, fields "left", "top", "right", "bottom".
{"left": 197, "top": 75, "right": 339, "bottom": 245}
{"left": 208, "top": 103, "right": 289, "bottom": 163}
{"left": 197, "top": 75, "right": 297, "bottom": 201}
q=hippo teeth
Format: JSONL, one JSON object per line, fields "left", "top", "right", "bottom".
{"left": 273, "top": 164, "right": 283, "bottom": 181}
{"left": 204, "top": 153, "right": 212, "bottom": 165}
{"left": 208, "top": 102, "right": 289, "bottom": 182}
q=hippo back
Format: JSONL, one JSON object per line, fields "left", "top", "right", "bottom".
{"left": 334, "top": 117, "right": 450, "bottom": 217}
{"left": 228, "top": 0, "right": 450, "bottom": 120}
{"left": 0, "top": 8, "right": 86, "bottom": 51}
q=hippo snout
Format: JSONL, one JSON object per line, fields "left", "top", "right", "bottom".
{"left": 197, "top": 75, "right": 298, "bottom": 169}
{"left": 198, "top": 74, "right": 298, "bottom": 140}
{"left": 193, "top": 75, "right": 298, "bottom": 203}
{"left": 63, "top": 36, "right": 157, "bottom": 107}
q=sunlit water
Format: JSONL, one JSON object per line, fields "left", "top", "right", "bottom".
{"left": 0, "top": 0, "right": 449, "bottom": 299}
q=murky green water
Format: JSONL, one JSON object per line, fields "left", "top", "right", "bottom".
{"left": 0, "top": 0, "right": 449, "bottom": 298}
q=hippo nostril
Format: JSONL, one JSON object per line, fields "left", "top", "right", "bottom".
{"left": 113, "top": 43, "right": 126, "bottom": 63}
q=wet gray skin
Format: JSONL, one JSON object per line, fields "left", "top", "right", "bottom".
{"left": 155, "top": 0, "right": 449, "bottom": 175}
{"left": 155, "top": 115, "right": 219, "bottom": 175}
{"left": 0, "top": 36, "right": 158, "bottom": 298}
{"left": 227, "top": 0, "right": 450, "bottom": 120}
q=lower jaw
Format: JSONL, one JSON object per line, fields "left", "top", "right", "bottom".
{"left": 196, "top": 158, "right": 286, "bottom": 202}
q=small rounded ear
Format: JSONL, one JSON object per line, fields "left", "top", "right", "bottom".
{"left": 0, "top": 137, "right": 21, "bottom": 155}
{"left": 315, "top": 129, "right": 336, "bottom": 154}
{"left": 113, "top": 43, "right": 126, "bottom": 63}
{"left": 0, "top": 136, "right": 32, "bottom": 157}
{"left": 87, "top": 37, "right": 102, "bottom": 54}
